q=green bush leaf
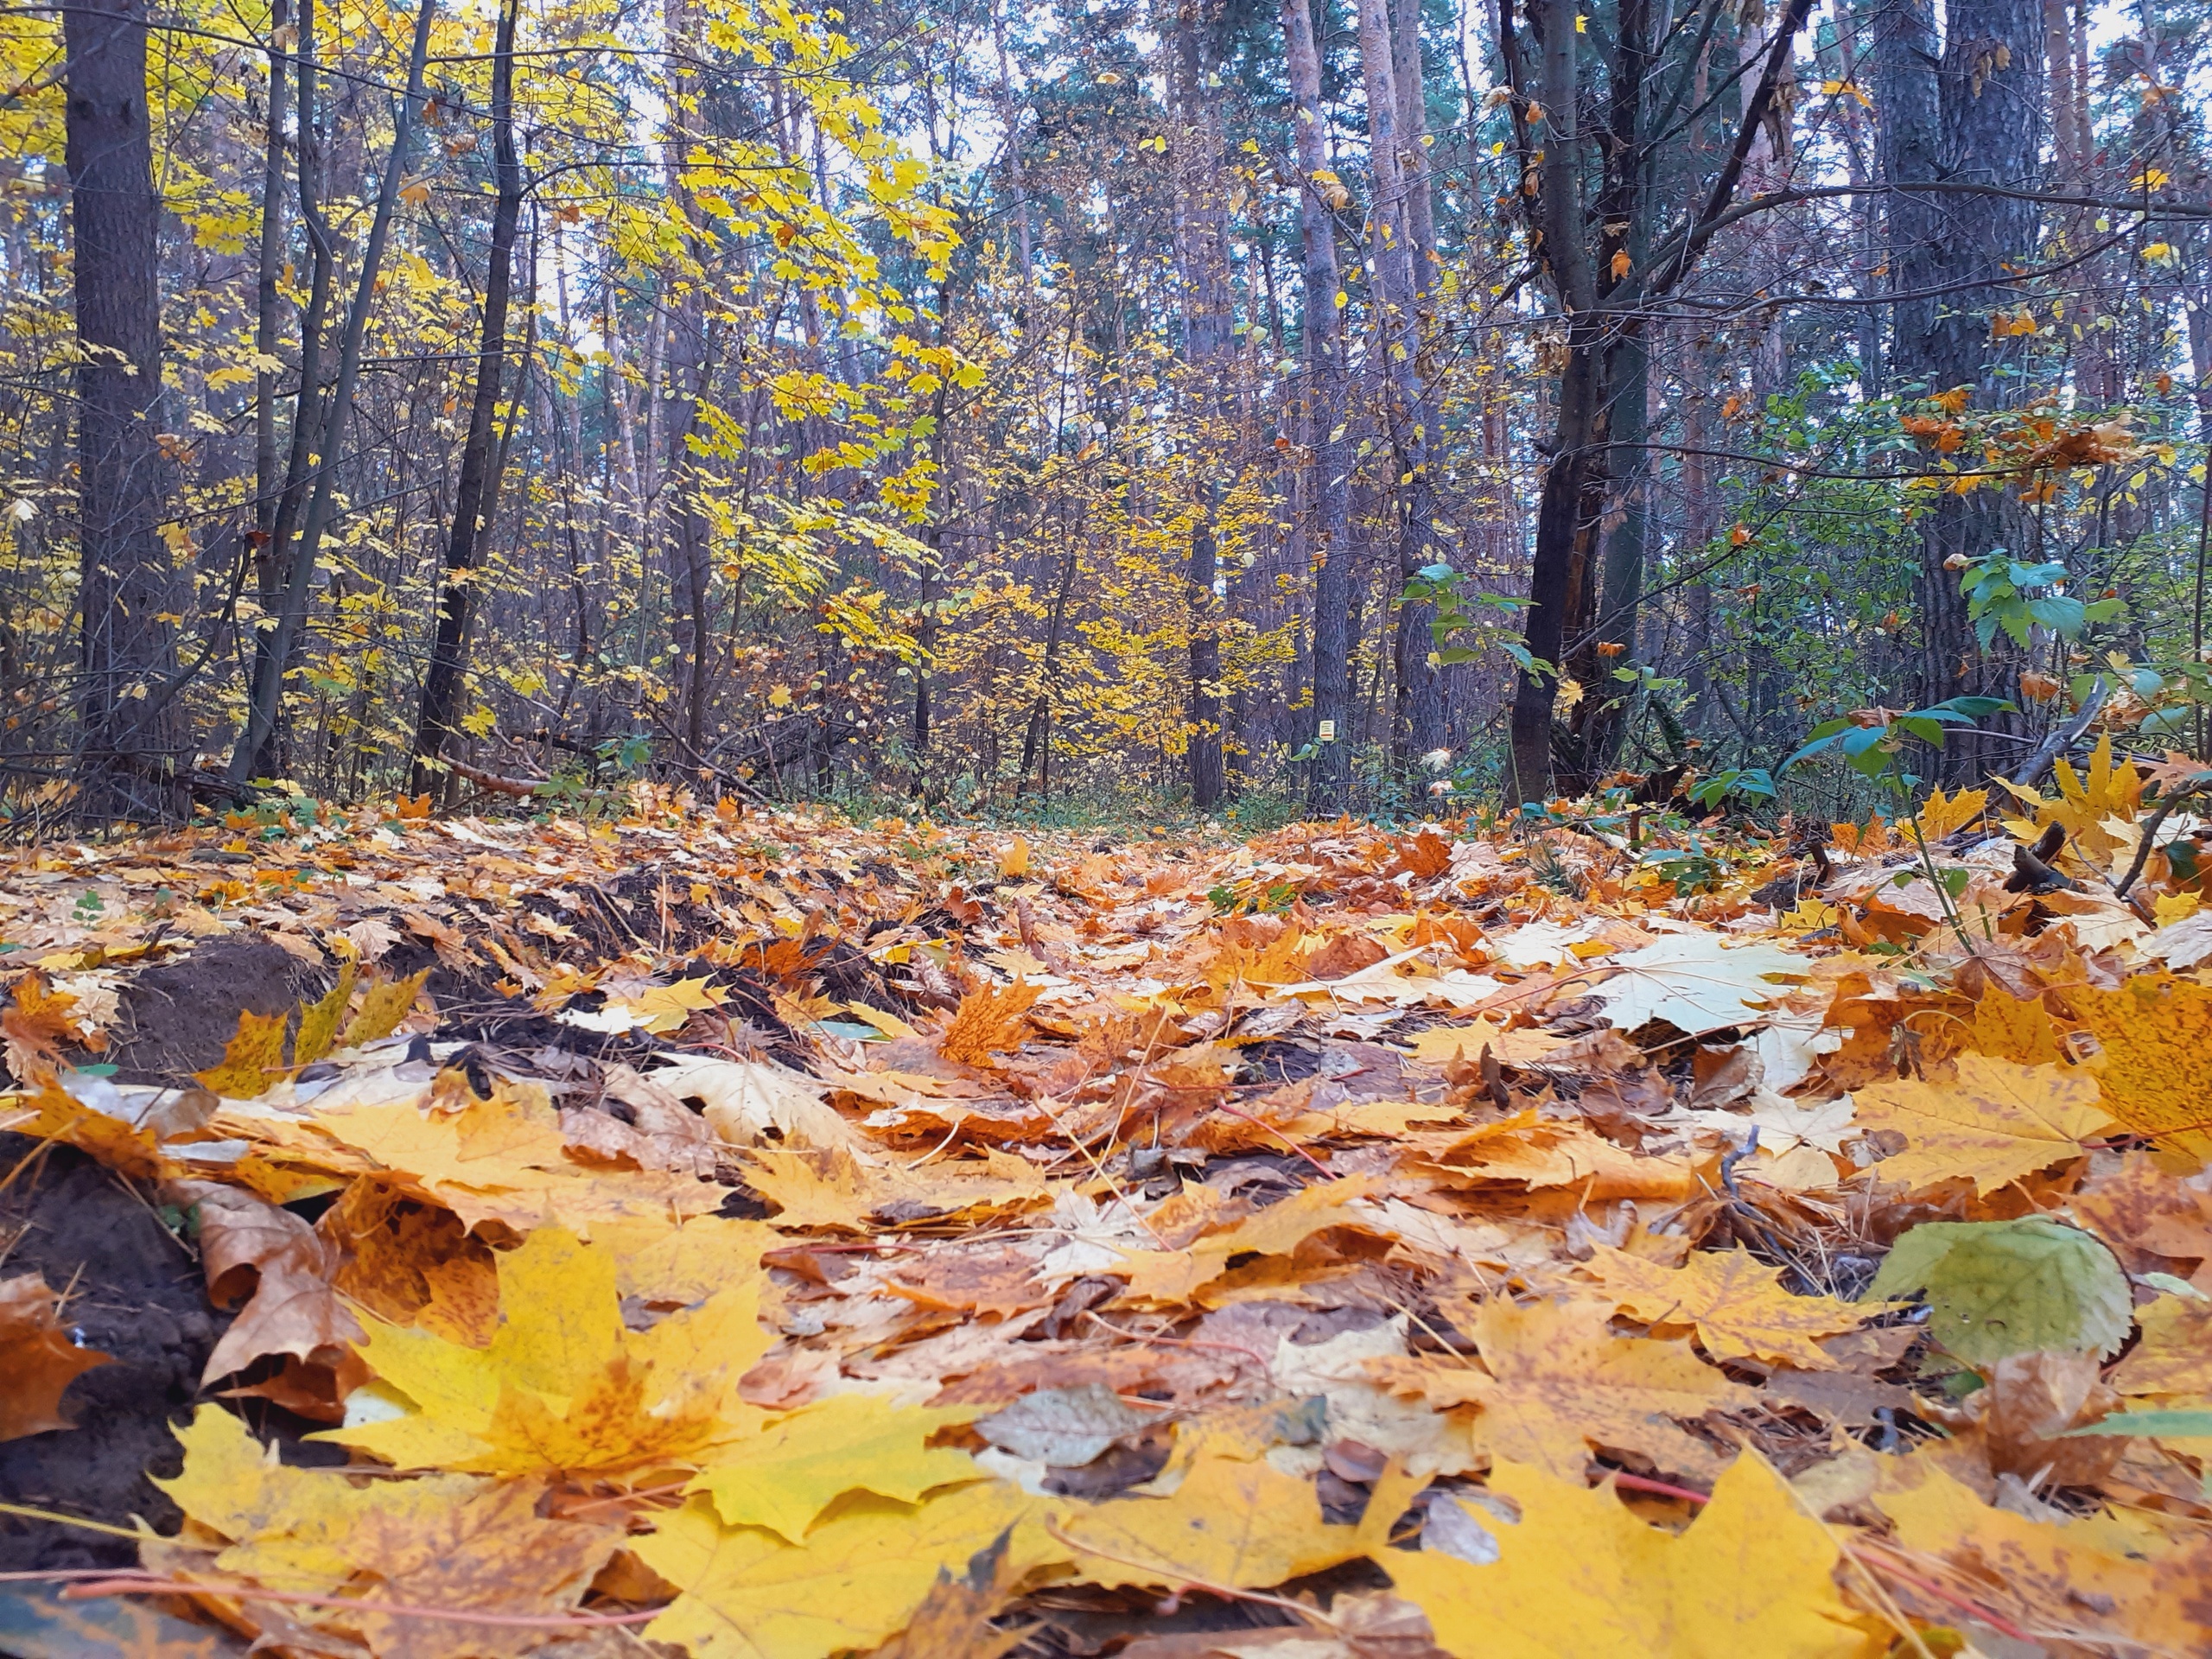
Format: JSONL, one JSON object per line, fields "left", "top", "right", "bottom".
{"left": 1866, "top": 1217, "right": 2131, "bottom": 1366}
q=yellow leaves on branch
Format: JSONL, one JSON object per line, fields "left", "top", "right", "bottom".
{"left": 1850, "top": 1053, "right": 2114, "bottom": 1195}
{"left": 1382, "top": 1455, "right": 1860, "bottom": 1659}
{"left": 1580, "top": 1246, "right": 1876, "bottom": 1369}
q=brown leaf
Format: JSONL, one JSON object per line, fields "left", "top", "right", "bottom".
{"left": 939, "top": 979, "right": 1043, "bottom": 1067}
{"left": 172, "top": 1179, "right": 364, "bottom": 1388}
{"left": 0, "top": 1272, "right": 111, "bottom": 1440}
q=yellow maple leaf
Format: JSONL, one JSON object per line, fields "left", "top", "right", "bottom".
{"left": 625, "top": 975, "right": 728, "bottom": 1033}
{"left": 10, "top": 1070, "right": 172, "bottom": 1179}
{"left": 1405, "top": 1019, "right": 1564, "bottom": 1066}
{"left": 1054, "top": 1447, "right": 1414, "bottom": 1590}
{"left": 746, "top": 1146, "right": 1049, "bottom": 1233}
{"left": 1381, "top": 1454, "right": 1859, "bottom": 1658}
{"left": 1580, "top": 1246, "right": 1875, "bottom": 1369}
{"left": 1960, "top": 988, "right": 2064, "bottom": 1066}
{"left": 194, "top": 1007, "right": 290, "bottom": 1098}
{"left": 1915, "top": 785, "right": 1987, "bottom": 841}
{"left": 340, "top": 967, "right": 431, "bottom": 1050}
{"left": 938, "top": 979, "right": 1043, "bottom": 1067}
{"left": 1377, "top": 1297, "right": 1754, "bottom": 1482}
{"left": 2112, "top": 1293, "right": 2212, "bottom": 1402}
{"left": 638, "top": 1483, "right": 1052, "bottom": 1659}
{"left": 325, "top": 1225, "right": 768, "bottom": 1478}
{"left": 2065, "top": 976, "right": 2212, "bottom": 1156}
{"left": 1875, "top": 1464, "right": 2169, "bottom": 1652}
{"left": 1997, "top": 734, "right": 2148, "bottom": 867}
{"left": 1118, "top": 1175, "right": 1379, "bottom": 1303}
{"left": 1850, "top": 1052, "right": 2114, "bottom": 1195}
{"left": 688, "top": 1395, "right": 980, "bottom": 1543}
{"left": 292, "top": 962, "right": 358, "bottom": 1068}
{"left": 999, "top": 836, "right": 1030, "bottom": 879}
{"left": 158, "top": 1406, "right": 621, "bottom": 1657}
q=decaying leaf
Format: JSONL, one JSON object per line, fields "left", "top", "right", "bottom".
{"left": 0, "top": 1272, "right": 111, "bottom": 1441}
{"left": 1849, "top": 1053, "right": 2113, "bottom": 1195}
{"left": 1376, "top": 1298, "right": 1754, "bottom": 1482}
{"left": 1580, "top": 1246, "right": 1876, "bottom": 1368}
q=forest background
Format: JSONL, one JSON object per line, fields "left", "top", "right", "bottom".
{"left": 3, "top": 0, "right": 2209, "bottom": 830}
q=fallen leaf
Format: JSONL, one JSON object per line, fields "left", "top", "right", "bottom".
{"left": 1580, "top": 1246, "right": 1875, "bottom": 1369}
{"left": 193, "top": 1007, "right": 290, "bottom": 1098}
{"left": 326, "top": 1224, "right": 768, "bottom": 1477}
{"left": 1379, "top": 1453, "right": 1859, "bottom": 1657}
{"left": 976, "top": 1383, "right": 1154, "bottom": 1466}
{"left": 1867, "top": 1217, "right": 2132, "bottom": 1365}
{"left": 1377, "top": 1298, "right": 1754, "bottom": 1482}
{"left": 1849, "top": 1053, "right": 2114, "bottom": 1195}
{"left": 171, "top": 1179, "right": 363, "bottom": 1385}
{"left": 637, "top": 1482, "right": 1051, "bottom": 1659}
{"left": 940, "top": 980, "right": 1043, "bottom": 1066}
{"left": 0, "top": 1273, "right": 111, "bottom": 1440}
{"left": 689, "top": 1394, "right": 979, "bottom": 1541}
{"left": 1589, "top": 935, "right": 1806, "bottom": 1035}
{"left": 2064, "top": 975, "right": 2212, "bottom": 1153}
{"left": 2111, "top": 1291, "right": 2212, "bottom": 1401}
{"left": 157, "top": 1405, "right": 621, "bottom": 1659}
{"left": 652, "top": 1052, "right": 861, "bottom": 1150}
{"left": 1053, "top": 1446, "right": 1381, "bottom": 1590}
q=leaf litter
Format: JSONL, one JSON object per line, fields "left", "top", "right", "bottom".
{"left": 3, "top": 779, "right": 2212, "bottom": 1655}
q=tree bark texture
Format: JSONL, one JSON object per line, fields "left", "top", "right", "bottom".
{"left": 67, "top": 0, "right": 184, "bottom": 822}
{"left": 409, "top": 0, "right": 522, "bottom": 796}
{"left": 1879, "top": 0, "right": 2044, "bottom": 779}
{"left": 1283, "top": 0, "right": 1358, "bottom": 814}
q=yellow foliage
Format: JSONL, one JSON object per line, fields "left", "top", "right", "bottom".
{"left": 1382, "top": 1454, "right": 1860, "bottom": 1658}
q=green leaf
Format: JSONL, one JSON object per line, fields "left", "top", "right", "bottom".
{"left": 2061, "top": 1409, "right": 2212, "bottom": 1440}
{"left": 1866, "top": 1218, "right": 2131, "bottom": 1366}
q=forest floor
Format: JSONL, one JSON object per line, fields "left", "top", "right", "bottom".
{"left": 3, "top": 764, "right": 2211, "bottom": 1658}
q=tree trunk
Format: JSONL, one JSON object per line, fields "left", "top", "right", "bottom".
{"left": 1356, "top": 0, "right": 1446, "bottom": 777}
{"left": 67, "top": 0, "right": 184, "bottom": 823}
{"left": 1882, "top": 0, "right": 2044, "bottom": 779}
{"left": 408, "top": 0, "right": 521, "bottom": 796}
{"left": 229, "top": 0, "right": 436, "bottom": 785}
{"left": 1284, "top": 0, "right": 1358, "bottom": 814}
{"left": 1172, "top": 0, "right": 1231, "bottom": 810}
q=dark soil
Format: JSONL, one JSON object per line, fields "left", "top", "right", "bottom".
{"left": 92, "top": 936, "right": 330, "bottom": 1084}
{"left": 0, "top": 1140, "right": 225, "bottom": 1572}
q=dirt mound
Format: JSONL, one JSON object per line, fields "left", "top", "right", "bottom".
{"left": 95, "top": 937, "right": 328, "bottom": 1084}
{"left": 0, "top": 1142, "right": 227, "bottom": 1571}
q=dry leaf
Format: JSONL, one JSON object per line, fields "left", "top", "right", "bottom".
{"left": 0, "top": 1271, "right": 111, "bottom": 1440}
{"left": 1580, "top": 1246, "right": 1875, "bottom": 1369}
{"left": 1849, "top": 1052, "right": 2114, "bottom": 1194}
